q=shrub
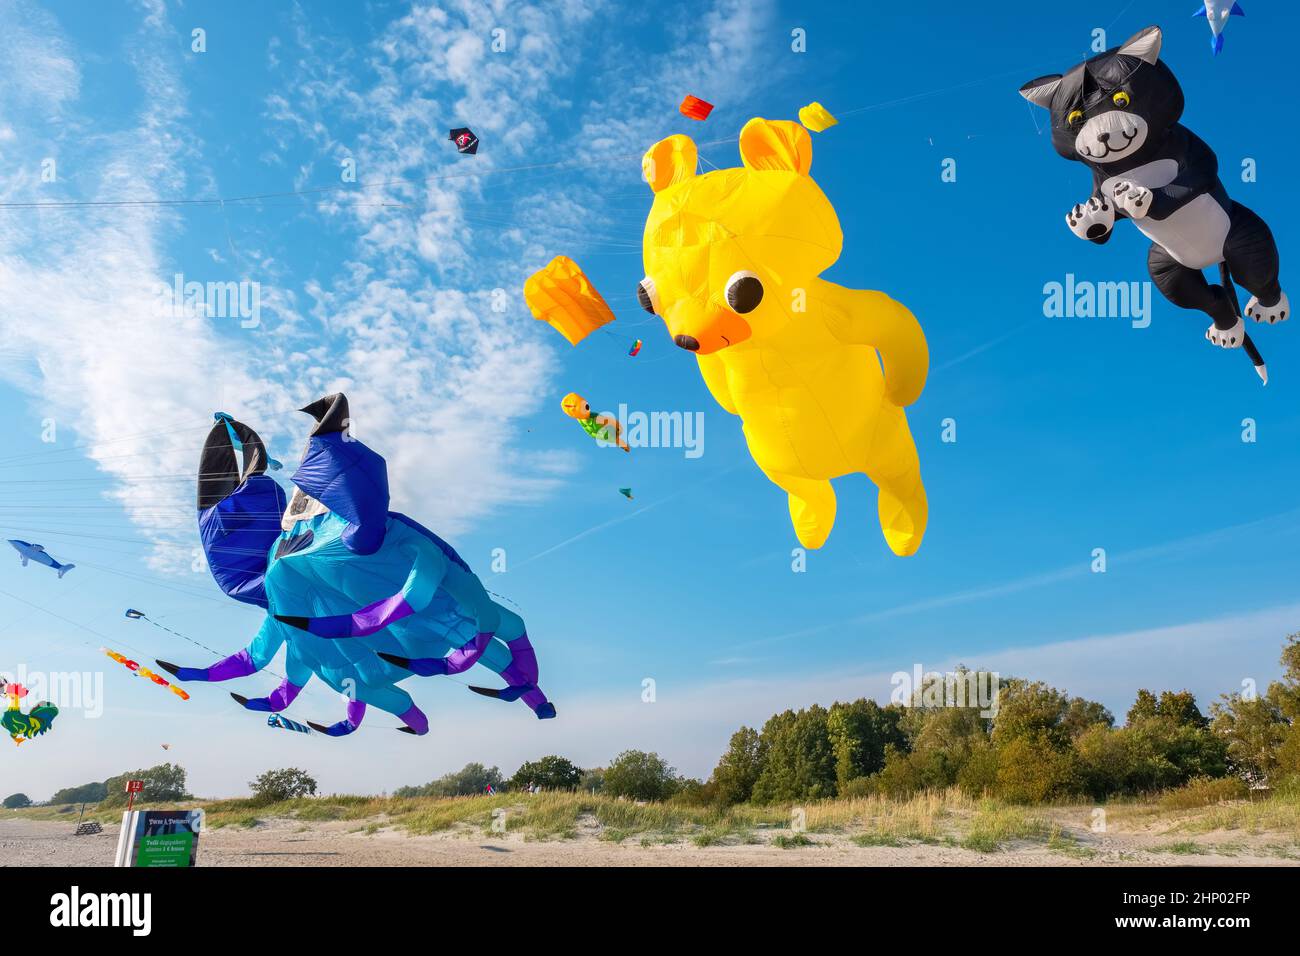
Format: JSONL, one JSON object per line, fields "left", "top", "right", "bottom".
{"left": 101, "top": 764, "right": 189, "bottom": 807}
{"left": 509, "top": 756, "right": 582, "bottom": 792}
{"left": 875, "top": 745, "right": 925, "bottom": 799}
{"left": 394, "top": 763, "right": 503, "bottom": 798}
{"left": 1157, "top": 776, "right": 1249, "bottom": 812}
{"left": 994, "top": 733, "right": 1076, "bottom": 803}
{"left": 249, "top": 768, "right": 318, "bottom": 804}
{"left": 603, "top": 751, "right": 680, "bottom": 802}
{"left": 3, "top": 793, "right": 32, "bottom": 809}
{"left": 955, "top": 742, "right": 999, "bottom": 797}
{"left": 837, "top": 776, "right": 877, "bottom": 799}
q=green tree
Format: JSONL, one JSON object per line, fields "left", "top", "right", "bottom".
{"left": 826, "top": 699, "right": 905, "bottom": 790}
{"left": 1074, "top": 723, "right": 1137, "bottom": 798}
{"left": 750, "top": 706, "right": 837, "bottom": 803}
{"left": 1061, "top": 697, "right": 1115, "bottom": 738}
{"left": 603, "top": 750, "right": 679, "bottom": 801}
{"left": 1128, "top": 689, "right": 1206, "bottom": 728}
{"left": 509, "top": 755, "right": 582, "bottom": 791}
{"left": 395, "top": 763, "right": 503, "bottom": 798}
{"left": 101, "top": 763, "right": 189, "bottom": 807}
{"left": 709, "top": 727, "right": 763, "bottom": 805}
{"left": 49, "top": 781, "right": 109, "bottom": 805}
{"left": 887, "top": 697, "right": 992, "bottom": 795}
{"left": 3, "top": 793, "right": 32, "bottom": 809}
{"left": 991, "top": 680, "right": 1074, "bottom": 750}
{"left": 994, "top": 732, "right": 1077, "bottom": 803}
{"left": 1211, "top": 692, "right": 1289, "bottom": 783}
{"left": 249, "top": 768, "right": 318, "bottom": 803}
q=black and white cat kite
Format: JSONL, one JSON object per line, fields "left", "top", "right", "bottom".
{"left": 1020, "top": 26, "right": 1285, "bottom": 380}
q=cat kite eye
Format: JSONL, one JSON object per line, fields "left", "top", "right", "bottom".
{"left": 1112, "top": 90, "right": 1131, "bottom": 108}
{"left": 1066, "top": 109, "right": 1085, "bottom": 127}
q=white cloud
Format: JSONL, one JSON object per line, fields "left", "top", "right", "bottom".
{"left": 0, "top": 0, "right": 791, "bottom": 566}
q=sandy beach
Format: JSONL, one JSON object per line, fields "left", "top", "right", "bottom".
{"left": 4, "top": 807, "right": 1296, "bottom": 867}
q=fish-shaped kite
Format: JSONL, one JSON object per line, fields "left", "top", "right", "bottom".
{"left": 1196, "top": 2, "right": 1245, "bottom": 55}
{"left": 8, "top": 540, "right": 74, "bottom": 578}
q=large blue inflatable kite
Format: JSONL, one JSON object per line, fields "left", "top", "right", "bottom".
{"left": 157, "top": 394, "right": 555, "bottom": 737}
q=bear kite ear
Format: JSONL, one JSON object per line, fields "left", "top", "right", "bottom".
{"left": 1019, "top": 74, "right": 1063, "bottom": 109}
{"left": 1117, "top": 25, "right": 1162, "bottom": 65}
{"left": 738, "top": 118, "right": 812, "bottom": 174}
{"left": 642, "top": 135, "right": 697, "bottom": 193}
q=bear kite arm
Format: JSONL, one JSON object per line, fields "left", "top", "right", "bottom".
{"left": 695, "top": 353, "right": 739, "bottom": 415}
{"left": 818, "top": 281, "right": 928, "bottom": 407}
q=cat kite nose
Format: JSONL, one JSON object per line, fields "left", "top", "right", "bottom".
{"left": 674, "top": 334, "right": 700, "bottom": 351}
{"left": 1097, "top": 132, "right": 1110, "bottom": 143}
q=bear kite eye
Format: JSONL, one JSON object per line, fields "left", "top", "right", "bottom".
{"left": 636, "top": 277, "right": 659, "bottom": 315}
{"left": 1066, "top": 109, "right": 1085, "bottom": 127}
{"left": 1112, "top": 91, "right": 1131, "bottom": 108}
{"left": 725, "top": 271, "right": 764, "bottom": 314}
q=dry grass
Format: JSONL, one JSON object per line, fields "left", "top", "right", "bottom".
{"left": 8, "top": 781, "right": 1298, "bottom": 854}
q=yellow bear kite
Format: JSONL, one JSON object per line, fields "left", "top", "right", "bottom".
{"left": 639, "top": 118, "right": 929, "bottom": 555}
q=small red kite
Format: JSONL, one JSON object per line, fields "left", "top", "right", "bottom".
{"left": 679, "top": 95, "right": 713, "bottom": 121}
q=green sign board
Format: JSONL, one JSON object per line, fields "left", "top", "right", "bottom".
{"left": 119, "top": 810, "right": 203, "bottom": 868}
{"left": 134, "top": 829, "right": 196, "bottom": 868}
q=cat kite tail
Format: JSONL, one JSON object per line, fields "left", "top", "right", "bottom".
{"left": 1020, "top": 26, "right": 1285, "bottom": 384}
{"left": 638, "top": 118, "right": 929, "bottom": 554}
{"left": 155, "top": 394, "right": 555, "bottom": 738}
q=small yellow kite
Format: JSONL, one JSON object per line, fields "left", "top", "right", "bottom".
{"left": 798, "top": 102, "right": 838, "bottom": 133}
{"left": 524, "top": 256, "right": 615, "bottom": 346}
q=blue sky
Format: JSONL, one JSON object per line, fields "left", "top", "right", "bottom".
{"left": 1, "top": 0, "right": 1298, "bottom": 799}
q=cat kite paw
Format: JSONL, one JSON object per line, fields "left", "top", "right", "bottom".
{"left": 1245, "top": 291, "right": 1290, "bottom": 326}
{"left": 1065, "top": 196, "right": 1115, "bottom": 240}
{"left": 1112, "top": 181, "right": 1152, "bottom": 220}
{"left": 1206, "top": 317, "right": 1246, "bottom": 349}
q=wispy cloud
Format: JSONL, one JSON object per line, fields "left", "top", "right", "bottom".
{"left": 0, "top": 0, "right": 789, "bottom": 564}
{"left": 727, "top": 506, "right": 1300, "bottom": 651}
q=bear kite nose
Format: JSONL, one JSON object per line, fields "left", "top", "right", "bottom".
{"left": 674, "top": 334, "right": 700, "bottom": 352}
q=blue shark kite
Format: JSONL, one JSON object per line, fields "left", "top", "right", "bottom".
{"left": 7, "top": 540, "right": 74, "bottom": 578}
{"left": 1196, "top": 2, "right": 1245, "bottom": 55}
{"left": 155, "top": 393, "right": 555, "bottom": 737}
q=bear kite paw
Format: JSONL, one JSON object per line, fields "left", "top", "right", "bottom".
{"left": 1245, "top": 291, "right": 1289, "bottom": 326}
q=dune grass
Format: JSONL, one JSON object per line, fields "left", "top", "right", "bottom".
{"left": 9, "top": 780, "right": 1300, "bottom": 854}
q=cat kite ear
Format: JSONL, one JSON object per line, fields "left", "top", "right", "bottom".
{"left": 1116, "top": 25, "right": 1162, "bottom": 65}
{"left": 738, "top": 118, "right": 812, "bottom": 174}
{"left": 642, "top": 135, "right": 697, "bottom": 193}
{"left": 1019, "top": 74, "right": 1063, "bottom": 109}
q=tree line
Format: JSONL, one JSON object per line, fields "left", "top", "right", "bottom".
{"left": 12, "top": 633, "right": 1297, "bottom": 809}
